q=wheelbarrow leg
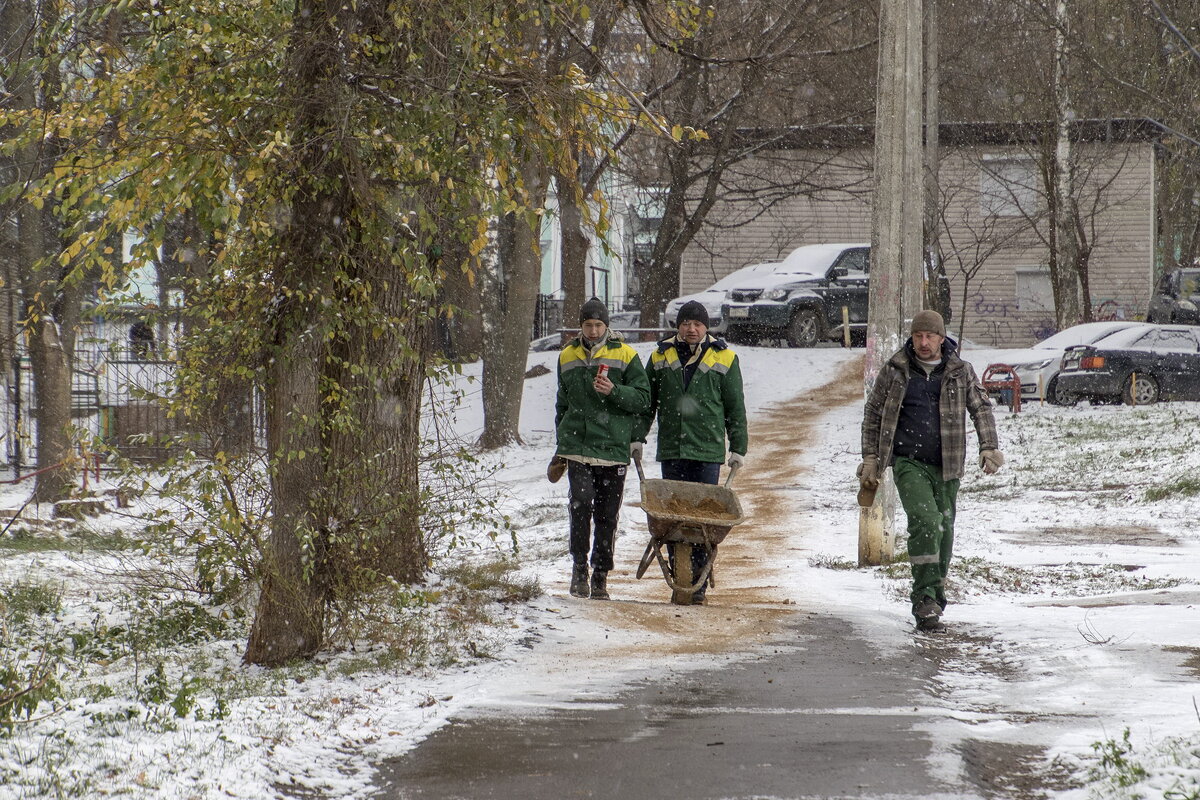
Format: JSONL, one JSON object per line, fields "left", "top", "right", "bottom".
{"left": 671, "top": 542, "right": 694, "bottom": 605}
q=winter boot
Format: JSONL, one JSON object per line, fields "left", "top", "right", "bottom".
{"left": 569, "top": 564, "right": 589, "bottom": 598}
{"left": 913, "top": 595, "right": 942, "bottom": 631}
{"left": 589, "top": 569, "right": 610, "bottom": 600}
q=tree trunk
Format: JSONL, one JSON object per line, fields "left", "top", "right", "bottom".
{"left": 437, "top": 232, "right": 484, "bottom": 362}
{"left": 1051, "top": 0, "right": 1082, "bottom": 330}
{"left": 246, "top": 0, "right": 437, "bottom": 664}
{"left": 244, "top": 0, "right": 342, "bottom": 665}
{"left": 6, "top": 0, "right": 75, "bottom": 503}
{"left": 246, "top": 329, "right": 327, "bottom": 665}
{"left": 557, "top": 171, "right": 590, "bottom": 319}
{"left": 27, "top": 316, "right": 74, "bottom": 504}
{"left": 479, "top": 155, "right": 549, "bottom": 450}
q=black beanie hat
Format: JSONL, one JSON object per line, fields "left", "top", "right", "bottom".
{"left": 579, "top": 297, "right": 609, "bottom": 325}
{"left": 675, "top": 300, "right": 710, "bottom": 328}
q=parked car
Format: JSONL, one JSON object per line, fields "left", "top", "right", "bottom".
{"left": 717, "top": 243, "right": 953, "bottom": 348}
{"left": 984, "top": 321, "right": 1151, "bottom": 405}
{"left": 609, "top": 310, "right": 641, "bottom": 336}
{"left": 529, "top": 311, "right": 640, "bottom": 351}
{"left": 1147, "top": 267, "right": 1200, "bottom": 324}
{"left": 529, "top": 333, "right": 563, "bottom": 352}
{"left": 721, "top": 243, "right": 871, "bottom": 347}
{"left": 1056, "top": 324, "right": 1200, "bottom": 405}
{"left": 663, "top": 260, "right": 791, "bottom": 334}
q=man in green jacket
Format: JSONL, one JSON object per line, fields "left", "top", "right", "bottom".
{"left": 551, "top": 298, "right": 651, "bottom": 600}
{"left": 633, "top": 300, "right": 748, "bottom": 604}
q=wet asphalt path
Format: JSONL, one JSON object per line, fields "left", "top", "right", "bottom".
{"left": 375, "top": 612, "right": 978, "bottom": 800}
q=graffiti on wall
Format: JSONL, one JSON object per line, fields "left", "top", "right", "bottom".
{"left": 965, "top": 292, "right": 1142, "bottom": 346}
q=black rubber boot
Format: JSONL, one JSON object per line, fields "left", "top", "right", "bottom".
{"left": 569, "top": 564, "right": 589, "bottom": 598}
{"left": 589, "top": 569, "right": 610, "bottom": 600}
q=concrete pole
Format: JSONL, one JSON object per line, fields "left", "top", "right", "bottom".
{"left": 861, "top": 0, "right": 923, "bottom": 566}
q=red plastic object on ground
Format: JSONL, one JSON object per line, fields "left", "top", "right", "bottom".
{"left": 982, "top": 363, "right": 1022, "bottom": 412}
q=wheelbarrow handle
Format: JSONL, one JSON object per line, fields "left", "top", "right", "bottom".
{"left": 724, "top": 462, "right": 740, "bottom": 487}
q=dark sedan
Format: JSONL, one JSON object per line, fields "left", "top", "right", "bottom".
{"left": 1056, "top": 324, "right": 1200, "bottom": 405}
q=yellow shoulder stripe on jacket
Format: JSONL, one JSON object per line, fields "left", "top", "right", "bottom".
{"left": 560, "top": 341, "right": 640, "bottom": 370}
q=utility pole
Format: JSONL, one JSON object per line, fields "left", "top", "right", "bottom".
{"left": 861, "top": 0, "right": 924, "bottom": 566}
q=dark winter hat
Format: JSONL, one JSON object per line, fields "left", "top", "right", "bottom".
{"left": 911, "top": 309, "right": 946, "bottom": 337}
{"left": 675, "top": 300, "right": 710, "bottom": 328}
{"left": 579, "top": 297, "right": 609, "bottom": 325}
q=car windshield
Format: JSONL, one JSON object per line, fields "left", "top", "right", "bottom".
{"left": 778, "top": 245, "right": 861, "bottom": 274}
{"left": 1032, "top": 322, "right": 1142, "bottom": 350}
{"left": 1152, "top": 328, "right": 1200, "bottom": 352}
{"left": 1180, "top": 270, "right": 1200, "bottom": 296}
{"left": 1102, "top": 326, "right": 1168, "bottom": 349}
{"left": 693, "top": 261, "right": 783, "bottom": 292}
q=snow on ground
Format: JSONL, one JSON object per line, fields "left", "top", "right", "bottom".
{"left": 1, "top": 341, "right": 1198, "bottom": 799}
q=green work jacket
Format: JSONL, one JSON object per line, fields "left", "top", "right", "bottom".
{"left": 635, "top": 336, "right": 748, "bottom": 463}
{"left": 554, "top": 335, "right": 651, "bottom": 464}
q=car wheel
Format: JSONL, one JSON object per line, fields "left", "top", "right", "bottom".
{"left": 786, "top": 309, "right": 820, "bottom": 348}
{"left": 1122, "top": 373, "right": 1160, "bottom": 405}
{"left": 1047, "top": 375, "right": 1075, "bottom": 406}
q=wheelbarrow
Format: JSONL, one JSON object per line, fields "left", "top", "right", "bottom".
{"left": 631, "top": 459, "right": 746, "bottom": 605}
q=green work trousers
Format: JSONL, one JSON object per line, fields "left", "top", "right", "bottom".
{"left": 893, "top": 457, "right": 959, "bottom": 607}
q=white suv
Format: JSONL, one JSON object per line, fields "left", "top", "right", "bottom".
{"left": 664, "top": 260, "right": 797, "bottom": 334}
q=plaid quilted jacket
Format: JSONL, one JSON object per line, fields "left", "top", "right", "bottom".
{"left": 861, "top": 340, "right": 999, "bottom": 481}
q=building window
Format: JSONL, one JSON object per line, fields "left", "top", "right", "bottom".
{"left": 1015, "top": 266, "right": 1053, "bottom": 314}
{"left": 590, "top": 266, "right": 610, "bottom": 303}
{"left": 980, "top": 157, "right": 1039, "bottom": 217}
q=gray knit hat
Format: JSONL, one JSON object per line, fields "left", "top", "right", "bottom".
{"left": 910, "top": 309, "right": 945, "bottom": 337}
{"left": 579, "top": 297, "right": 609, "bottom": 325}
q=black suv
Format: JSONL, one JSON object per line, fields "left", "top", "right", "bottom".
{"left": 721, "top": 244, "right": 953, "bottom": 347}
{"left": 721, "top": 244, "right": 870, "bottom": 347}
{"left": 1147, "top": 268, "right": 1200, "bottom": 324}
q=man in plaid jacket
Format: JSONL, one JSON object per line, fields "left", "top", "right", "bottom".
{"left": 859, "top": 310, "right": 1003, "bottom": 631}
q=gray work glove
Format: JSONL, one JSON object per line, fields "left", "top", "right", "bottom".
{"left": 857, "top": 456, "right": 880, "bottom": 490}
{"left": 629, "top": 441, "right": 644, "bottom": 461}
{"left": 727, "top": 452, "right": 745, "bottom": 469}
{"left": 980, "top": 449, "right": 1005, "bottom": 474}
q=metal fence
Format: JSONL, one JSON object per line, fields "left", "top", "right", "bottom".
{"left": 1, "top": 349, "right": 194, "bottom": 479}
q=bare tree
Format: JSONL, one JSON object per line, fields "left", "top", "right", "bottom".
{"left": 626, "top": 0, "right": 876, "bottom": 331}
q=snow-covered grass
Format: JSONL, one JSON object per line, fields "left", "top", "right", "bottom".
{"left": 1, "top": 342, "right": 1198, "bottom": 799}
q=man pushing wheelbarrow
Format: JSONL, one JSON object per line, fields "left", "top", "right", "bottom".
{"left": 632, "top": 301, "right": 748, "bottom": 605}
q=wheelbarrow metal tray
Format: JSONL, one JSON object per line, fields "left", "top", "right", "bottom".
{"left": 637, "top": 478, "right": 745, "bottom": 544}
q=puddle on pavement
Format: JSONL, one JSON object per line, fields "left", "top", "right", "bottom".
{"left": 913, "top": 628, "right": 1024, "bottom": 688}
{"left": 959, "top": 739, "right": 1081, "bottom": 799}
{"left": 1164, "top": 645, "right": 1200, "bottom": 678}
{"left": 997, "top": 524, "right": 1178, "bottom": 548}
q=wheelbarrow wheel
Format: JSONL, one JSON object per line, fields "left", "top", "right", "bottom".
{"left": 671, "top": 542, "right": 694, "bottom": 605}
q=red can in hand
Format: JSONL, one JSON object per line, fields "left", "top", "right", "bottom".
{"left": 597, "top": 364, "right": 609, "bottom": 380}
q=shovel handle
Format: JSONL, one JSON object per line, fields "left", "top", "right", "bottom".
{"left": 723, "top": 462, "right": 740, "bottom": 487}
{"left": 633, "top": 455, "right": 645, "bottom": 481}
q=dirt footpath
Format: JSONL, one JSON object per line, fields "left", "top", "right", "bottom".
{"left": 566, "top": 355, "right": 866, "bottom": 658}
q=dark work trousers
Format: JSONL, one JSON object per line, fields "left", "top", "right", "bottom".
{"left": 567, "top": 460, "right": 627, "bottom": 572}
{"left": 661, "top": 459, "right": 722, "bottom": 593}
{"left": 893, "top": 456, "right": 959, "bottom": 608}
